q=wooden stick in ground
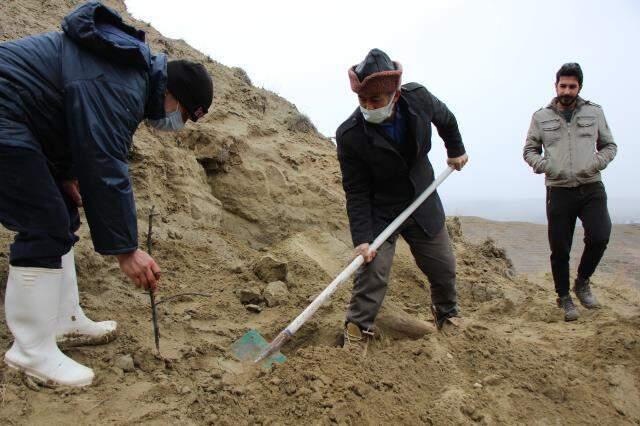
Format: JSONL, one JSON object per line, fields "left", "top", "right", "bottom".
{"left": 147, "top": 206, "right": 160, "bottom": 354}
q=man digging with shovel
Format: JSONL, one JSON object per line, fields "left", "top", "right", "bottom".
{"left": 336, "top": 49, "right": 468, "bottom": 351}
{"left": 0, "top": 2, "right": 213, "bottom": 387}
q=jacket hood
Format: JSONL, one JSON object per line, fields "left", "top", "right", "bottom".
{"left": 62, "top": 2, "right": 168, "bottom": 118}
{"left": 61, "top": 1, "right": 151, "bottom": 70}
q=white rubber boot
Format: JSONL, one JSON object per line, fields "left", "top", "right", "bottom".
{"left": 4, "top": 266, "right": 94, "bottom": 387}
{"left": 56, "top": 248, "right": 117, "bottom": 347}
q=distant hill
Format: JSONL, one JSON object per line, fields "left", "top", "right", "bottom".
{"left": 443, "top": 196, "right": 640, "bottom": 224}
{"left": 459, "top": 216, "right": 640, "bottom": 287}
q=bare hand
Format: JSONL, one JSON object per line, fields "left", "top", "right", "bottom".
{"left": 116, "top": 249, "right": 161, "bottom": 291}
{"left": 447, "top": 153, "right": 469, "bottom": 171}
{"left": 355, "top": 243, "right": 376, "bottom": 263}
{"left": 62, "top": 180, "right": 83, "bottom": 207}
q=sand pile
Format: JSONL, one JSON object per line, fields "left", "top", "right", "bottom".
{"left": 1, "top": 1, "right": 639, "bottom": 424}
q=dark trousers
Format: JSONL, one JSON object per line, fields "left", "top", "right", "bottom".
{"left": 346, "top": 218, "right": 458, "bottom": 330}
{"left": 0, "top": 145, "right": 79, "bottom": 268}
{"left": 546, "top": 182, "right": 611, "bottom": 297}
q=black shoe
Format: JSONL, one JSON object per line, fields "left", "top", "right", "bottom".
{"left": 573, "top": 277, "right": 600, "bottom": 309}
{"left": 557, "top": 295, "right": 579, "bottom": 321}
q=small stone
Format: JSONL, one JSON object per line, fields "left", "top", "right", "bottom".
{"left": 473, "top": 382, "right": 483, "bottom": 389}
{"left": 482, "top": 374, "right": 503, "bottom": 386}
{"left": 180, "top": 386, "right": 192, "bottom": 395}
{"left": 542, "top": 386, "right": 566, "bottom": 402}
{"left": 264, "top": 281, "right": 288, "bottom": 307}
{"left": 253, "top": 255, "right": 288, "bottom": 283}
{"left": 446, "top": 353, "right": 453, "bottom": 359}
{"left": 239, "top": 288, "right": 263, "bottom": 305}
{"left": 246, "top": 304, "right": 262, "bottom": 313}
{"left": 153, "top": 372, "right": 168, "bottom": 382}
{"left": 614, "top": 402, "right": 626, "bottom": 416}
{"left": 270, "top": 377, "right": 282, "bottom": 386}
{"left": 349, "top": 383, "right": 370, "bottom": 398}
{"left": 284, "top": 384, "right": 297, "bottom": 395}
{"left": 115, "top": 354, "right": 135, "bottom": 372}
{"left": 167, "top": 229, "right": 183, "bottom": 240}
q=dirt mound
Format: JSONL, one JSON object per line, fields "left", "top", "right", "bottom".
{"left": 1, "top": 1, "right": 639, "bottom": 424}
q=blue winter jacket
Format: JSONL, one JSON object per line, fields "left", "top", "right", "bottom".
{"left": 0, "top": 2, "right": 167, "bottom": 255}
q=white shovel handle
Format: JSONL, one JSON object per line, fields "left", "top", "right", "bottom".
{"left": 286, "top": 166, "right": 454, "bottom": 335}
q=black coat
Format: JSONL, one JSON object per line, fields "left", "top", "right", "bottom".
{"left": 0, "top": 2, "right": 167, "bottom": 255}
{"left": 336, "top": 83, "right": 465, "bottom": 247}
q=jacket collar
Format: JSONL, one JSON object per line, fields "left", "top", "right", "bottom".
{"left": 399, "top": 91, "right": 424, "bottom": 159}
{"left": 355, "top": 93, "right": 423, "bottom": 165}
{"left": 547, "top": 96, "right": 587, "bottom": 113}
{"left": 144, "top": 54, "right": 168, "bottom": 120}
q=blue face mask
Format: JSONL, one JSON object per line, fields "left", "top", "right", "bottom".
{"left": 146, "top": 105, "right": 185, "bottom": 131}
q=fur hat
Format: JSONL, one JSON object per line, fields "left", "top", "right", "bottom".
{"left": 348, "top": 49, "right": 402, "bottom": 96}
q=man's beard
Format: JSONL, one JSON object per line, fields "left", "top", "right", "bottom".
{"left": 559, "top": 95, "right": 577, "bottom": 106}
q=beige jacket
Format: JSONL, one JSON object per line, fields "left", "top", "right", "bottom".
{"left": 523, "top": 97, "right": 617, "bottom": 187}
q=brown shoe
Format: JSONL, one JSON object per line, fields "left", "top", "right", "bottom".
{"left": 343, "top": 322, "right": 373, "bottom": 355}
{"left": 431, "top": 305, "right": 462, "bottom": 330}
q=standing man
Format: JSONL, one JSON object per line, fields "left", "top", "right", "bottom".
{"left": 0, "top": 2, "right": 213, "bottom": 386}
{"left": 336, "top": 49, "right": 468, "bottom": 349}
{"left": 524, "top": 63, "right": 616, "bottom": 321}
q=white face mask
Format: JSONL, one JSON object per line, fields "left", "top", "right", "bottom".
{"left": 146, "top": 104, "right": 185, "bottom": 132}
{"left": 360, "top": 93, "right": 397, "bottom": 124}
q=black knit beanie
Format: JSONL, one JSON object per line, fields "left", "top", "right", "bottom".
{"left": 167, "top": 60, "right": 213, "bottom": 122}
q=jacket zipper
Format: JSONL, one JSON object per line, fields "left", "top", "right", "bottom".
{"left": 553, "top": 103, "right": 583, "bottom": 185}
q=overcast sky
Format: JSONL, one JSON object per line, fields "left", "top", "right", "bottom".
{"left": 126, "top": 0, "right": 639, "bottom": 209}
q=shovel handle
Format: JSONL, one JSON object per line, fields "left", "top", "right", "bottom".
{"left": 255, "top": 167, "right": 455, "bottom": 362}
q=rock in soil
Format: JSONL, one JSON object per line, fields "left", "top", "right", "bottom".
{"left": 253, "top": 255, "right": 288, "bottom": 283}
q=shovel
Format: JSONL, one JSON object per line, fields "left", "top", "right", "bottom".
{"left": 231, "top": 166, "right": 455, "bottom": 368}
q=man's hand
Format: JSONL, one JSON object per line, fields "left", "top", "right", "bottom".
{"left": 447, "top": 153, "right": 469, "bottom": 171}
{"left": 116, "top": 249, "right": 161, "bottom": 291}
{"left": 543, "top": 158, "right": 567, "bottom": 180}
{"left": 355, "top": 243, "right": 376, "bottom": 263}
{"left": 62, "top": 180, "right": 83, "bottom": 207}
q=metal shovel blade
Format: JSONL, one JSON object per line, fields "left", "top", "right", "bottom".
{"left": 230, "top": 329, "right": 286, "bottom": 369}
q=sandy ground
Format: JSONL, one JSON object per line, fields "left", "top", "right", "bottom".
{"left": 460, "top": 216, "right": 640, "bottom": 287}
{"left": 1, "top": 1, "right": 639, "bottom": 425}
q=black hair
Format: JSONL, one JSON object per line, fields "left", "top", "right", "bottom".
{"left": 556, "top": 62, "right": 583, "bottom": 86}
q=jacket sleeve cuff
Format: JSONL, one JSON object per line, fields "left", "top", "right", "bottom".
{"left": 446, "top": 145, "right": 466, "bottom": 158}
{"left": 96, "top": 245, "right": 138, "bottom": 256}
{"left": 352, "top": 235, "right": 373, "bottom": 248}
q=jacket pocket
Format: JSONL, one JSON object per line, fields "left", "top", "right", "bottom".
{"left": 540, "top": 118, "right": 561, "bottom": 144}
{"left": 577, "top": 116, "right": 596, "bottom": 138}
